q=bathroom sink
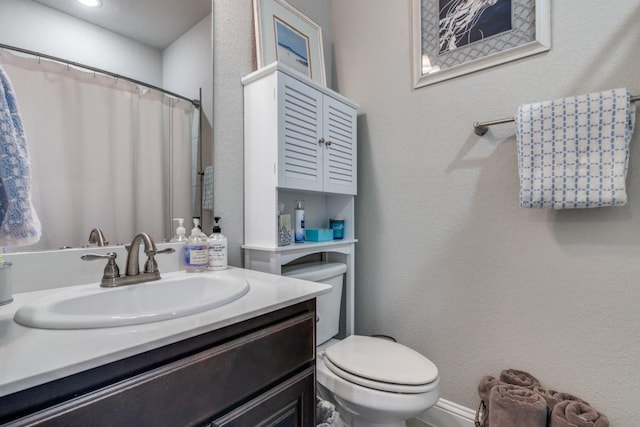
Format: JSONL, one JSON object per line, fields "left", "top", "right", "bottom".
{"left": 14, "top": 273, "right": 250, "bottom": 329}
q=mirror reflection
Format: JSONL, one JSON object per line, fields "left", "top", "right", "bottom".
{"left": 0, "top": 0, "right": 213, "bottom": 252}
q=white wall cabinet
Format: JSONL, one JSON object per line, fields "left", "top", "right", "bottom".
{"left": 243, "top": 63, "right": 357, "bottom": 196}
{"left": 276, "top": 72, "right": 357, "bottom": 195}
{"left": 242, "top": 63, "right": 358, "bottom": 336}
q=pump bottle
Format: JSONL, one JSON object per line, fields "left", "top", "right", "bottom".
{"left": 294, "top": 200, "right": 305, "bottom": 242}
{"left": 170, "top": 218, "right": 188, "bottom": 242}
{"left": 208, "top": 217, "right": 228, "bottom": 270}
{"left": 184, "top": 218, "right": 208, "bottom": 272}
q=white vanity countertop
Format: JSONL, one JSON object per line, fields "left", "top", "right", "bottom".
{"left": 0, "top": 267, "right": 330, "bottom": 397}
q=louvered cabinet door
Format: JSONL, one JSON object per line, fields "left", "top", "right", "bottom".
{"left": 277, "top": 73, "right": 358, "bottom": 195}
{"left": 323, "top": 96, "right": 357, "bottom": 195}
{"left": 277, "top": 74, "right": 324, "bottom": 192}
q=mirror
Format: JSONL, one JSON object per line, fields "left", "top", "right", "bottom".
{"left": 0, "top": 0, "right": 213, "bottom": 252}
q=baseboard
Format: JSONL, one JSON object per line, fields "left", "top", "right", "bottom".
{"left": 415, "top": 398, "right": 476, "bottom": 427}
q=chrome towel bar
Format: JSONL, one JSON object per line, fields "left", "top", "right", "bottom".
{"left": 473, "top": 94, "right": 640, "bottom": 136}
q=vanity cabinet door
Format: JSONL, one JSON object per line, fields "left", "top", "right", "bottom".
{"left": 9, "top": 311, "right": 315, "bottom": 427}
{"left": 209, "top": 367, "right": 315, "bottom": 427}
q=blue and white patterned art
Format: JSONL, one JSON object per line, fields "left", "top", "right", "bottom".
{"left": 438, "top": 0, "right": 512, "bottom": 53}
{"left": 274, "top": 17, "right": 310, "bottom": 77}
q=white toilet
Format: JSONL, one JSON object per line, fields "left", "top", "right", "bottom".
{"left": 283, "top": 262, "right": 440, "bottom": 427}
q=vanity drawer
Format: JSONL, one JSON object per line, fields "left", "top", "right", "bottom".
{"left": 10, "top": 311, "right": 315, "bottom": 426}
{"left": 210, "top": 367, "right": 315, "bottom": 426}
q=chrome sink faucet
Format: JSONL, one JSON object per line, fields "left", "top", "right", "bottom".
{"left": 88, "top": 228, "right": 108, "bottom": 246}
{"left": 126, "top": 232, "right": 157, "bottom": 276}
{"left": 82, "top": 232, "right": 175, "bottom": 287}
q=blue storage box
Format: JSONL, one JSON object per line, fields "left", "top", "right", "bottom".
{"left": 305, "top": 228, "right": 334, "bottom": 242}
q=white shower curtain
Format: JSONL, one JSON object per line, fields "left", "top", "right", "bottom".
{"left": 0, "top": 51, "right": 194, "bottom": 251}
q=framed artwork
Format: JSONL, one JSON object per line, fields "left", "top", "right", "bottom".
{"left": 253, "top": 0, "right": 326, "bottom": 86}
{"left": 412, "top": 0, "right": 550, "bottom": 88}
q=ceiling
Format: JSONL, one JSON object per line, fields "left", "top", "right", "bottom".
{"left": 33, "top": 0, "right": 211, "bottom": 49}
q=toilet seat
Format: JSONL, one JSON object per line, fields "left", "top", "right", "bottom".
{"left": 323, "top": 335, "right": 439, "bottom": 394}
{"left": 323, "top": 356, "right": 439, "bottom": 394}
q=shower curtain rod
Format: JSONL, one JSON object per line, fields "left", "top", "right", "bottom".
{"left": 0, "top": 43, "right": 200, "bottom": 108}
{"left": 473, "top": 94, "right": 640, "bottom": 136}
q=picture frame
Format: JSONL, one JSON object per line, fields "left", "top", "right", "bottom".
{"left": 412, "top": 0, "right": 550, "bottom": 88}
{"left": 253, "top": 0, "right": 326, "bottom": 86}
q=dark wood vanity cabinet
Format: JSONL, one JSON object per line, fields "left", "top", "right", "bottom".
{"left": 1, "top": 300, "right": 317, "bottom": 427}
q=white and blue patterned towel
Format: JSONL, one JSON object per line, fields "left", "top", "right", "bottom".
{"left": 0, "top": 66, "right": 41, "bottom": 246}
{"left": 515, "top": 88, "right": 636, "bottom": 209}
{"left": 202, "top": 165, "right": 214, "bottom": 211}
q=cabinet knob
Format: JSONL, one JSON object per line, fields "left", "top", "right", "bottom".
{"left": 324, "top": 139, "right": 332, "bottom": 146}
{"left": 318, "top": 138, "right": 331, "bottom": 147}
{"left": 318, "top": 137, "right": 325, "bottom": 145}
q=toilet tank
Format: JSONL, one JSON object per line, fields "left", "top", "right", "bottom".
{"left": 282, "top": 262, "right": 347, "bottom": 345}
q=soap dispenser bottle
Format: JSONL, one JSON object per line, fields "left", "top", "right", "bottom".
{"left": 184, "top": 218, "right": 208, "bottom": 272}
{"left": 294, "top": 200, "right": 305, "bottom": 242}
{"left": 170, "top": 218, "right": 188, "bottom": 242}
{"left": 207, "top": 216, "right": 228, "bottom": 271}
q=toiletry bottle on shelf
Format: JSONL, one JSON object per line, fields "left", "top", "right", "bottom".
{"left": 278, "top": 203, "right": 292, "bottom": 246}
{"left": 207, "top": 217, "right": 228, "bottom": 271}
{"left": 184, "top": 218, "right": 208, "bottom": 272}
{"left": 294, "top": 200, "right": 305, "bottom": 242}
{"left": 170, "top": 218, "right": 188, "bottom": 242}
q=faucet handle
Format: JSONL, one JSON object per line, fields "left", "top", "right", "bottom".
{"left": 81, "top": 252, "right": 116, "bottom": 261}
{"left": 123, "top": 244, "right": 171, "bottom": 256}
{"left": 154, "top": 248, "right": 176, "bottom": 256}
{"left": 144, "top": 247, "right": 176, "bottom": 273}
{"left": 81, "top": 252, "right": 121, "bottom": 287}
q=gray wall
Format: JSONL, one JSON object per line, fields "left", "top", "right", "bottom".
{"left": 214, "top": 1, "right": 640, "bottom": 425}
{"left": 330, "top": 1, "right": 640, "bottom": 425}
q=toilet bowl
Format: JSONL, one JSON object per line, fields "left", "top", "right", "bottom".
{"left": 317, "top": 335, "right": 439, "bottom": 427}
{"left": 283, "top": 262, "right": 440, "bottom": 427}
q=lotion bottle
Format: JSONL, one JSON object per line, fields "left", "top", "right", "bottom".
{"left": 184, "top": 218, "right": 208, "bottom": 272}
{"left": 207, "top": 216, "right": 228, "bottom": 271}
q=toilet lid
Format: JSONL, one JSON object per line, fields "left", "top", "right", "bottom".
{"left": 323, "top": 335, "right": 439, "bottom": 393}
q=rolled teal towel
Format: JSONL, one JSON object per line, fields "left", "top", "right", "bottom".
{"left": 550, "top": 400, "right": 609, "bottom": 427}
{"left": 489, "top": 384, "right": 547, "bottom": 427}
